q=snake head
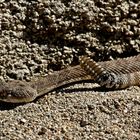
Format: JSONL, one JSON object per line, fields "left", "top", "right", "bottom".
{"left": 0, "top": 81, "right": 37, "bottom": 103}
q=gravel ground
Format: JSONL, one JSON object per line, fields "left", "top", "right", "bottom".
{"left": 0, "top": 0, "right": 140, "bottom": 139}
{"left": 0, "top": 83, "right": 140, "bottom": 139}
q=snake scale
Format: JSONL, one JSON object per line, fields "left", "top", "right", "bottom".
{"left": 0, "top": 54, "right": 140, "bottom": 103}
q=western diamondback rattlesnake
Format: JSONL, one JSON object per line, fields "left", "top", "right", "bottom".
{"left": 0, "top": 54, "right": 140, "bottom": 103}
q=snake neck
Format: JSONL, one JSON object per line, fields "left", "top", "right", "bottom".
{"left": 30, "top": 65, "right": 91, "bottom": 97}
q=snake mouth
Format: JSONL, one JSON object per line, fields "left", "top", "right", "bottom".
{"left": 0, "top": 90, "right": 37, "bottom": 103}
{"left": 0, "top": 95, "right": 26, "bottom": 103}
{"left": 0, "top": 90, "right": 31, "bottom": 103}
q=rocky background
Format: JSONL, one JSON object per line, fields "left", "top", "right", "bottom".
{"left": 0, "top": 0, "right": 140, "bottom": 139}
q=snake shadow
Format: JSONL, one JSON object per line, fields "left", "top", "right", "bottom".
{"left": 0, "top": 102, "right": 25, "bottom": 111}
{"left": 54, "top": 82, "right": 116, "bottom": 94}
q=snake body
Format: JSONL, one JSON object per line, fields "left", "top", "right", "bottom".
{"left": 0, "top": 54, "right": 140, "bottom": 103}
{"left": 80, "top": 56, "right": 140, "bottom": 89}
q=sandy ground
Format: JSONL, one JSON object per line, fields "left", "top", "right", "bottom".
{"left": 0, "top": 83, "right": 140, "bottom": 139}
{"left": 0, "top": 0, "right": 140, "bottom": 139}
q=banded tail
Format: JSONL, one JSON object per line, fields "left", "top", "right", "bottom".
{"left": 80, "top": 56, "right": 140, "bottom": 89}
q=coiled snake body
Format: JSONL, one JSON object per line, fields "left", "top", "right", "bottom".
{"left": 0, "top": 54, "right": 140, "bottom": 103}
